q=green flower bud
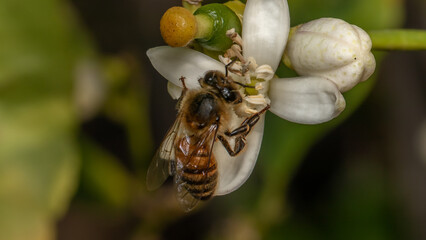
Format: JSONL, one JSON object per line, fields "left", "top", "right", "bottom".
{"left": 194, "top": 3, "right": 242, "bottom": 52}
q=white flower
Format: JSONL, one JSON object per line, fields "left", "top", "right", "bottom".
{"left": 147, "top": 0, "right": 345, "bottom": 195}
{"left": 284, "top": 18, "right": 376, "bottom": 92}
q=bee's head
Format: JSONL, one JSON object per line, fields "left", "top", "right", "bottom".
{"left": 199, "top": 70, "right": 242, "bottom": 104}
{"left": 200, "top": 70, "right": 226, "bottom": 87}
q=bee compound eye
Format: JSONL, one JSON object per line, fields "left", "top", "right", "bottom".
{"left": 204, "top": 71, "right": 217, "bottom": 86}
{"left": 221, "top": 88, "right": 236, "bottom": 102}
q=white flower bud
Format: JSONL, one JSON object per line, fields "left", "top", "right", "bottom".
{"left": 284, "top": 18, "right": 376, "bottom": 92}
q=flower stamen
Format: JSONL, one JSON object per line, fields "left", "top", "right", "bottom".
{"left": 255, "top": 64, "right": 274, "bottom": 81}
{"left": 226, "top": 28, "right": 244, "bottom": 47}
{"left": 220, "top": 27, "right": 273, "bottom": 111}
{"left": 224, "top": 29, "right": 246, "bottom": 64}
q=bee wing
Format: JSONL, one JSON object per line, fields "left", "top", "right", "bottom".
{"left": 175, "top": 178, "right": 200, "bottom": 212}
{"left": 146, "top": 114, "right": 184, "bottom": 191}
{"left": 174, "top": 123, "right": 219, "bottom": 211}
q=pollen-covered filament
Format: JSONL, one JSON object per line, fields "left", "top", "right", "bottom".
{"left": 221, "top": 60, "right": 271, "bottom": 114}
{"left": 255, "top": 65, "right": 274, "bottom": 81}
{"left": 218, "top": 28, "right": 273, "bottom": 114}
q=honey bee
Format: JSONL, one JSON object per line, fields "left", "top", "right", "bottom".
{"left": 146, "top": 67, "right": 269, "bottom": 211}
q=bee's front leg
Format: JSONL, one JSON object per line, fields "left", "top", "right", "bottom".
{"left": 217, "top": 135, "right": 246, "bottom": 157}
{"left": 179, "top": 76, "right": 189, "bottom": 95}
{"left": 225, "top": 105, "right": 270, "bottom": 137}
{"left": 218, "top": 105, "right": 270, "bottom": 157}
{"left": 176, "top": 76, "right": 189, "bottom": 108}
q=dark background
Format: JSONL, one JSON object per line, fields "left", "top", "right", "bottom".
{"left": 0, "top": 0, "right": 424, "bottom": 239}
{"left": 64, "top": 0, "right": 426, "bottom": 239}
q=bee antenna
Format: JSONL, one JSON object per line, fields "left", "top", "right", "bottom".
{"left": 225, "top": 58, "right": 237, "bottom": 77}
{"left": 234, "top": 81, "right": 255, "bottom": 88}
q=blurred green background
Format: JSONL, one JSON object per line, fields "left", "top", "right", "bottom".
{"left": 0, "top": 0, "right": 425, "bottom": 239}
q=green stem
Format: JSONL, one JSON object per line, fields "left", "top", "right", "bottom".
{"left": 369, "top": 29, "right": 426, "bottom": 51}
{"left": 194, "top": 3, "right": 242, "bottom": 51}
{"left": 194, "top": 14, "right": 213, "bottom": 39}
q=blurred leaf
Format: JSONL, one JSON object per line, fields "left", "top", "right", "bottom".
{"left": 256, "top": 53, "right": 387, "bottom": 232}
{"left": 102, "top": 56, "right": 153, "bottom": 170}
{"left": 250, "top": 0, "right": 404, "bottom": 233}
{"left": 203, "top": 0, "right": 405, "bottom": 236}
{"left": 0, "top": 0, "right": 91, "bottom": 239}
{"left": 288, "top": 0, "right": 404, "bottom": 30}
{"left": 78, "top": 138, "right": 132, "bottom": 209}
{"left": 327, "top": 160, "right": 402, "bottom": 240}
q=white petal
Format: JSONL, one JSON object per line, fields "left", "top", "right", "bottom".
{"left": 215, "top": 115, "right": 265, "bottom": 195}
{"left": 242, "top": 0, "right": 290, "bottom": 71}
{"left": 269, "top": 76, "right": 346, "bottom": 124}
{"left": 167, "top": 82, "right": 183, "bottom": 100}
{"left": 146, "top": 46, "right": 224, "bottom": 89}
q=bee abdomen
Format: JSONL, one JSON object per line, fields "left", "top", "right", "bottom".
{"left": 176, "top": 138, "right": 218, "bottom": 200}
{"left": 181, "top": 165, "right": 218, "bottom": 200}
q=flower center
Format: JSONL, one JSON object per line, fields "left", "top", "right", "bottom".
{"left": 218, "top": 29, "right": 273, "bottom": 114}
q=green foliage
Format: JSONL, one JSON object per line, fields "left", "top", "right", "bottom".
{"left": 243, "top": 0, "right": 404, "bottom": 236}
{"left": 0, "top": 0, "right": 415, "bottom": 239}
{"left": 0, "top": 0, "right": 91, "bottom": 239}
{"left": 287, "top": 0, "right": 403, "bottom": 29}
{"left": 78, "top": 138, "right": 132, "bottom": 209}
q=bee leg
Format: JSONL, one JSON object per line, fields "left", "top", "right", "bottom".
{"left": 217, "top": 135, "right": 246, "bottom": 156}
{"left": 218, "top": 105, "right": 269, "bottom": 156}
{"left": 179, "top": 76, "right": 188, "bottom": 90}
{"left": 225, "top": 105, "right": 270, "bottom": 137}
{"left": 225, "top": 125, "right": 249, "bottom": 137}
{"left": 176, "top": 76, "right": 189, "bottom": 109}
{"left": 179, "top": 76, "right": 189, "bottom": 97}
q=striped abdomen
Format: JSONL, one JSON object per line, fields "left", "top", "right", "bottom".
{"left": 175, "top": 137, "right": 218, "bottom": 200}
